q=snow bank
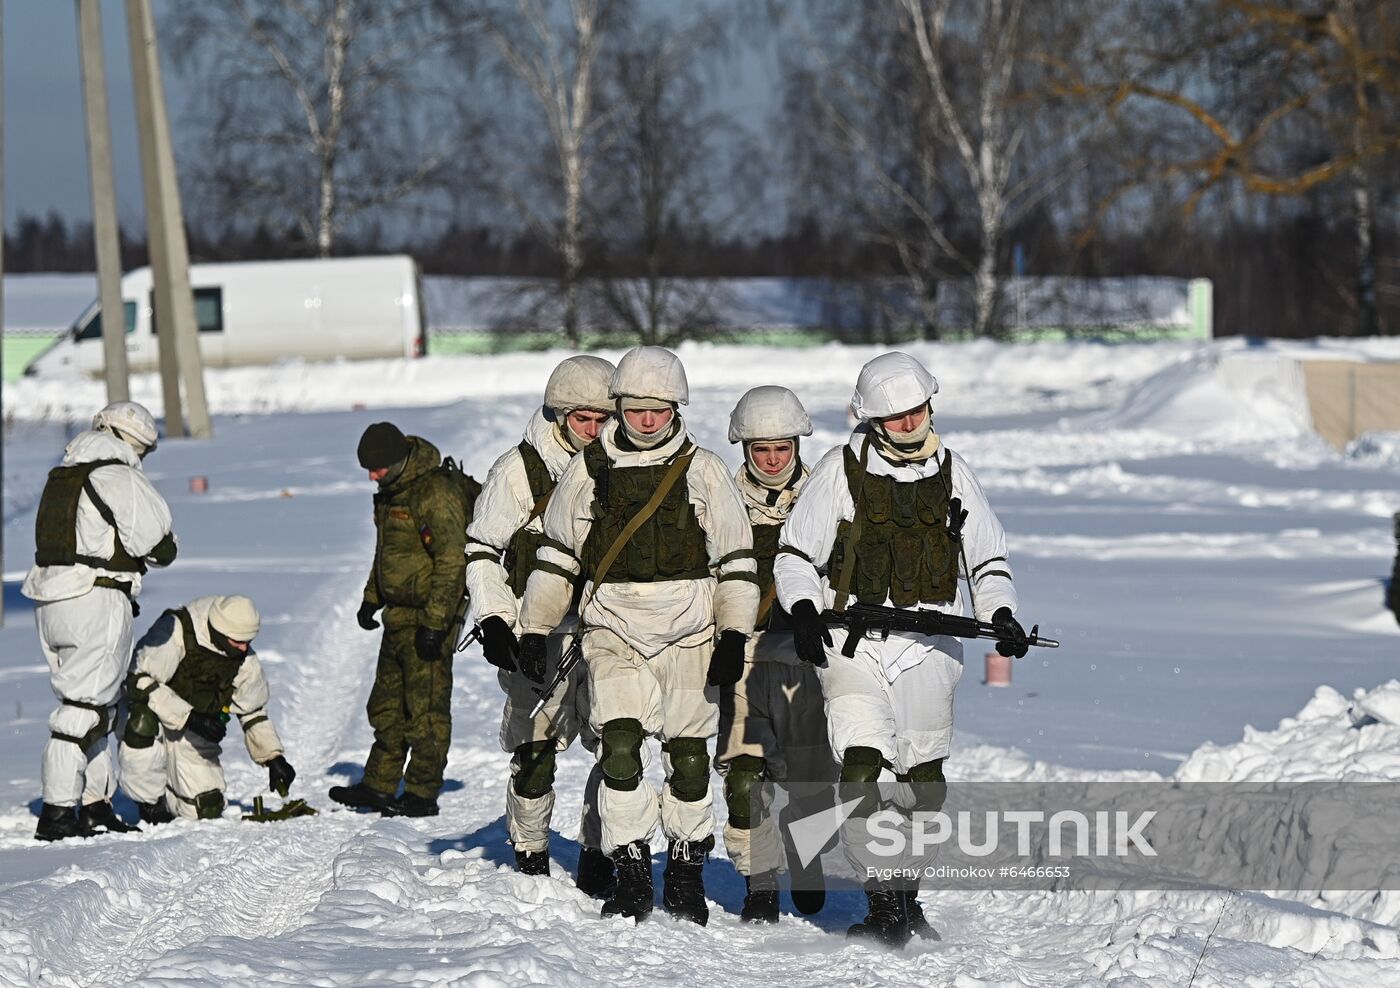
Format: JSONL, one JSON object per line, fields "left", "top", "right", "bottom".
{"left": 1176, "top": 683, "right": 1400, "bottom": 783}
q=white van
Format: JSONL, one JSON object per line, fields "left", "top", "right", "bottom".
{"left": 24, "top": 255, "right": 426, "bottom": 377}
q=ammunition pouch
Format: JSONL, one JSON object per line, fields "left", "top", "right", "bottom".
{"left": 826, "top": 445, "right": 959, "bottom": 607}
{"left": 193, "top": 789, "right": 226, "bottom": 820}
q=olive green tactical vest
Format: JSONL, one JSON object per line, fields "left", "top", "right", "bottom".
{"left": 33, "top": 460, "right": 147, "bottom": 573}
{"left": 826, "top": 444, "right": 959, "bottom": 607}
{"left": 165, "top": 608, "right": 246, "bottom": 716}
{"left": 503, "top": 440, "right": 555, "bottom": 596}
{"left": 579, "top": 440, "right": 709, "bottom": 584}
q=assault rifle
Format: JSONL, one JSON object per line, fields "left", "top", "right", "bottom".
{"left": 822, "top": 602, "right": 1059, "bottom": 658}
{"left": 529, "top": 634, "right": 584, "bottom": 718}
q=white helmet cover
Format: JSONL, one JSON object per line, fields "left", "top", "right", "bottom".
{"left": 849, "top": 352, "right": 939, "bottom": 421}
{"left": 92, "top": 400, "right": 159, "bottom": 451}
{"left": 728, "top": 386, "right": 813, "bottom": 443}
{"left": 609, "top": 346, "right": 689, "bottom": 405}
{"left": 545, "top": 355, "right": 616, "bottom": 413}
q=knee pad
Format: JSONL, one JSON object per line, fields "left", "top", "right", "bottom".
{"left": 51, "top": 702, "right": 112, "bottom": 752}
{"left": 839, "top": 746, "right": 885, "bottom": 785}
{"left": 664, "top": 737, "right": 710, "bottom": 803}
{"left": 599, "top": 718, "right": 643, "bottom": 792}
{"left": 193, "top": 789, "right": 225, "bottom": 820}
{"left": 122, "top": 703, "right": 160, "bottom": 749}
{"left": 512, "top": 741, "right": 557, "bottom": 799}
{"left": 722, "top": 755, "right": 766, "bottom": 829}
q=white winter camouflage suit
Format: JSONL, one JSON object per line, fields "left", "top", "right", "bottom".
{"left": 22, "top": 429, "right": 173, "bottom": 808}
{"left": 119, "top": 596, "right": 285, "bottom": 819}
{"left": 465, "top": 410, "right": 603, "bottom": 853}
{"left": 716, "top": 461, "right": 838, "bottom": 877}
{"left": 519, "top": 417, "right": 758, "bottom": 854}
{"left": 773, "top": 427, "right": 1017, "bottom": 773}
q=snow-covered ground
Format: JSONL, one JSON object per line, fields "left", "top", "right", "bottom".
{"left": 2, "top": 340, "right": 1398, "bottom": 986}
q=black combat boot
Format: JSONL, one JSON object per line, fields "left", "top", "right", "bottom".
{"left": 389, "top": 792, "right": 439, "bottom": 817}
{"left": 137, "top": 800, "right": 176, "bottom": 825}
{"left": 661, "top": 836, "right": 712, "bottom": 926}
{"left": 329, "top": 782, "right": 398, "bottom": 813}
{"left": 515, "top": 848, "right": 550, "bottom": 876}
{"left": 847, "top": 886, "right": 911, "bottom": 948}
{"left": 904, "top": 889, "right": 941, "bottom": 941}
{"left": 601, "top": 841, "right": 653, "bottom": 922}
{"left": 740, "top": 872, "right": 779, "bottom": 924}
{"left": 79, "top": 801, "right": 141, "bottom": 835}
{"left": 575, "top": 846, "right": 616, "bottom": 899}
{"left": 34, "top": 803, "right": 91, "bottom": 842}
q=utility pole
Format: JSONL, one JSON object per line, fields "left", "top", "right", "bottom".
{"left": 125, "top": 0, "right": 210, "bottom": 439}
{"left": 78, "top": 0, "right": 131, "bottom": 403}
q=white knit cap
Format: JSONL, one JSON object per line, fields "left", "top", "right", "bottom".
{"left": 209, "top": 595, "right": 260, "bottom": 641}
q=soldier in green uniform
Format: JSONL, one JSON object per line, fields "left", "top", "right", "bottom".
{"left": 331, "top": 422, "right": 469, "bottom": 817}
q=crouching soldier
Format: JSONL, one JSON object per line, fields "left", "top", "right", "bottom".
{"left": 774, "top": 352, "right": 1024, "bottom": 947}
{"left": 24, "top": 400, "right": 176, "bottom": 840}
{"left": 332, "top": 422, "right": 469, "bottom": 817}
{"left": 716, "top": 386, "right": 838, "bottom": 923}
{"left": 517, "top": 346, "right": 759, "bottom": 925}
{"left": 119, "top": 595, "right": 295, "bottom": 822}
{"left": 465, "top": 355, "right": 615, "bottom": 892}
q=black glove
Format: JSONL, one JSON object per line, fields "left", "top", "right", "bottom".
{"left": 790, "top": 599, "right": 832, "bottom": 665}
{"left": 356, "top": 601, "right": 381, "bottom": 631}
{"left": 518, "top": 633, "right": 548, "bottom": 684}
{"left": 146, "top": 532, "right": 178, "bottom": 568}
{"left": 480, "top": 616, "right": 519, "bottom": 672}
{"left": 266, "top": 755, "right": 296, "bottom": 797}
{"left": 992, "top": 606, "right": 1029, "bottom": 659}
{"left": 184, "top": 710, "right": 227, "bottom": 744}
{"left": 707, "top": 630, "right": 747, "bottom": 687}
{"left": 415, "top": 625, "right": 446, "bottom": 662}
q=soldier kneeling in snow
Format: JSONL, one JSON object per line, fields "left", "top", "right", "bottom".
{"left": 119, "top": 595, "right": 295, "bottom": 823}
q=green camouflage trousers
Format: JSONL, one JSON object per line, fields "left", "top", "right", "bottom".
{"left": 362, "top": 624, "right": 453, "bottom": 800}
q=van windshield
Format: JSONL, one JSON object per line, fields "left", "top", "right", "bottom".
{"left": 74, "top": 301, "right": 137, "bottom": 341}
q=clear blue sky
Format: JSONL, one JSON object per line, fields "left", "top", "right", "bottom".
{"left": 2, "top": 0, "right": 782, "bottom": 236}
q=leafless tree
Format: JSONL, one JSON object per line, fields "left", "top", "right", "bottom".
{"left": 1053, "top": 0, "right": 1400, "bottom": 334}
{"left": 166, "top": 0, "right": 468, "bottom": 257}
{"left": 483, "top": 0, "right": 626, "bottom": 346}
{"left": 590, "top": 9, "right": 748, "bottom": 344}
{"left": 781, "top": 0, "right": 1097, "bottom": 338}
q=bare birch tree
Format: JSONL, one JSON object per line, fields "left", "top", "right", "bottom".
{"left": 484, "top": 0, "right": 625, "bottom": 347}
{"left": 591, "top": 10, "right": 745, "bottom": 344}
{"left": 167, "top": 0, "right": 468, "bottom": 256}
{"left": 783, "top": 0, "right": 1095, "bottom": 338}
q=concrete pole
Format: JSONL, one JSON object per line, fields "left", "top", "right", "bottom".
{"left": 125, "top": 0, "right": 183, "bottom": 437}
{"left": 78, "top": 0, "right": 131, "bottom": 403}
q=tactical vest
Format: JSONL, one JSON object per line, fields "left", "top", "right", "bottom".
{"left": 33, "top": 460, "right": 147, "bottom": 573}
{"left": 826, "top": 442, "right": 959, "bottom": 607}
{"left": 579, "top": 440, "right": 709, "bottom": 583}
{"left": 165, "top": 608, "right": 246, "bottom": 716}
{"left": 502, "top": 440, "right": 556, "bottom": 596}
